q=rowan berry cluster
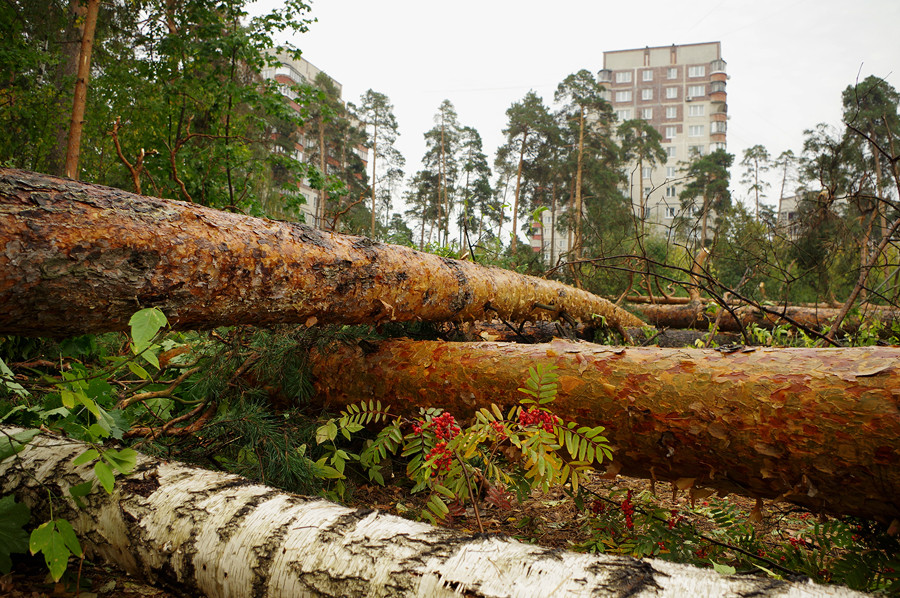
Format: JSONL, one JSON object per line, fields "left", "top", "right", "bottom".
{"left": 517, "top": 407, "right": 559, "bottom": 433}
{"left": 425, "top": 441, "right": 453, "bottom": 474}
{"left": 431, "top": 412, "right": 461, "bottom": 440}
{"left": 667, "top": 509, "right": 685, "bottom": 530}
{"left": 621, "top": 490, "right": 635, "bottom": 529}
{"left": 490, "top": 421, "right": 507, "bottom": 436}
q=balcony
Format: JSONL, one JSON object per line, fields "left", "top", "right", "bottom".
{"left": 598, "top": 69, "right": 612, "bottom": 83}
{"left": 710, "top": 59, "right": 726, "bottom": 75}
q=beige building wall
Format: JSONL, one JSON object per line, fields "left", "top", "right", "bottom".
{"left": 262, "top": 51, "right": 356, "bottom": 227}
{"left": 602, "top": 42, "right": 727, "bottom": 240}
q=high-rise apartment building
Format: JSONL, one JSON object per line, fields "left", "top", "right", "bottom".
{"left": 530, "top": 42, "right": 726, "bottom": 263}
{"left": 602, "top": 42, "right": 727, "bottom": 236}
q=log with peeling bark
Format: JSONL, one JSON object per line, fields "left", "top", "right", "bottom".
{"left": 0, "top": 426, "right": 867, "bottom": 598}
{"left": 630, "top": 300, "right": 899, "bottom": 334}
{"left": 311, "top": 338, "right": 900, "bottom": 521}
{"left": 0, "top": 169, "right": 642, "bottom": 337}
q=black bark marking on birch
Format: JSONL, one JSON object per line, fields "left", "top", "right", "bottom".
{"left": 216, "top": 489, "right": 282, "bottom": 545}
{"left": 585, "top": 556, "right": 659, "bottom": 596}
{"left": 250, "top": 516, "right": 295, "bottom": 597}
{"left": 121, "top": 468, "right": 161, "bottom": 498}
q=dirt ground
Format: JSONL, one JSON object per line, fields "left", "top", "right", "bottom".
{"left": 2, "top": 472, "right": 803, "bottom": 597}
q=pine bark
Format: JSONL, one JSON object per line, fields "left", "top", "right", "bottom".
{"left": 0, "top": 169, "right": 642, "bottom": 337}
{"left": 311, "top": 338, "right": 900, "bottom": 521}
{"left": 0, "top": 426, "right": 867, "bottom": 598}
{"left": 630, "top": 300, "right": 898, "bottom": 333}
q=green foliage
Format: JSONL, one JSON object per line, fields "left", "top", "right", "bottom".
{"left": 0, "top": 494, "right": 30, "bottom": 574}
{"left": 577, "top": 489, "right": 900, "bottom": 594}
{"left": 315, "top": 364, "right": 611, "bottom": 524}
{"left": 29, "top": 518, "right": 82, "bottom": 582}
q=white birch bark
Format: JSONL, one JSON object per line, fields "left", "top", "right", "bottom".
{"left": 0, "top": 426, "right": 867, "bottom": 598}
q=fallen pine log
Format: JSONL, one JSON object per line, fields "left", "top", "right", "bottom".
{"left": 0, "top": 169, "right": 642, "bottom": 337}
{"left": 0, "top": 426, "right": 867, "bottom": 598}
{"left": 310, "top": 338, "right": 900, "bottom": 521}
{"left": 630, "top": 301, "right": 899, "bottom": 334}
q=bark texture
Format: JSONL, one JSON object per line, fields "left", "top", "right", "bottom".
{"left": 311, "top": 338, "right": 900, "bottom": 521}
{"left": 630, "top": 300, "right": 898, "bottom": 333}
{"left": 0, "top": 169, "right": 642, "bottom": 337}
{"left": 0, "top": 426, "right": 867, "bottom": 598}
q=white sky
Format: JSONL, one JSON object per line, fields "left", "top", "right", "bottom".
{"left": 256, "top": 0, "right": 899, "bottom": 216}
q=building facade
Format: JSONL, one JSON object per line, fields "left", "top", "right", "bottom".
{"left": 602, "top": 42, "right": 727, "bottom": 237}
{"left": 262, "top": 51, "right": 367, "bottom": 228}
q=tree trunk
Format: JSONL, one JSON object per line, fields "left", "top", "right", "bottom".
{"left": 63, "top": 0, "right": 100, "bottom": 180}
{"left": 630, "top": 300, "right": 898, "bottom": 334}
{"left": 511, "top": 129, "right": 527, "bottom": 254}
{"left": 370, "top": 117, "right": 378, "bottom": 238}
{"left": 311, "top": 338, "right": 900, "bottom": 521}
{"left": 574, "top": 107, "right": 585, "bottom": 260}
{"left": 0, "top": 426, "right": 866, "bottom": 598}
{"left": 0, "top": 169, "right": 642, "bottom": 337}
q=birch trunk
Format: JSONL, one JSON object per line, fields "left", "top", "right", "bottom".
{"left": 0, "top": 426, "right": 866, "bottom": 598}
{"left": 0, "top": 169, "right": 641, "bottom": 337}
{"left": 311, "top": 338, "right": 900, "bottom": 521}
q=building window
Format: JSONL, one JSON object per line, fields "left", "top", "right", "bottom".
{"left": 689, "top": 144, "right": 705, "bottom": 156}
{"left": 688, "top": 125, "right": 704, "bottom": 137}
{"left": 667, "top": 67, "right": 678, "bottom": 79}
{"left": 642, "top": 70, "right": 653, "bottom": 81}
{"left": 666, "top": 186, "right": 677, "bottom": 197}
{"left": 688, "top": 104, "right": 705, "bottom": 117}
{"left": 666, "top": 166, "right": 676, "bottom": 178}
{"left": 666, "top": 106, "right": 677, "bottom": 119}
{"left": 616, "top": 108, "right": 632, "bottom": 121}
{"left": 643, "top": 186, "right": 652, "bottom": 197}
{"left": 616, "top": 71, "right": 633, "bottom": 83}
{"left": 688, "top": 65, "right": 706, "bottom": 77}
{"left": 665, "top": 126, "right": 677, "bottom": 139}
{"left": 711, "top": 142, "right": 727, "bottom": 151}
{"left": 666, "top": 146, "right": 677, "bottom": 158}
{"left": 641, "top": 88, "right": 653, "bottom": 100}
{"left": 641, "top": 205, "right": 651, "bottom": 219}
{"left": 665, "top": 206, "right": 677, "bottom": 218}
{"left": 642, "top": 166, "right": 652, "bottom": 179}
{"left": 665, "top": 87, "right": 678, "bottom": 99}
{"left": 687, "top": 85, "right": 705, "bottom": 98}
{"left": 615, "top": 90, "right": 632, "bottom": 102}
{"left": 641, "top": 108, "right": 653, "bottom": 120}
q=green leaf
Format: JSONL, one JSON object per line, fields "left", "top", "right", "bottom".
{"left": 0, "top": 356, "right": 29, "bottom": 397}
{"left": 712, "top": 561, "right": 736, "bottom": 575}
{"left": 129, "top": 308, "right": 168, "bottom": 354}
{"left": 94, "top": 461, "right": 115, "bottom": 494}
{"left": 54, "top": 519, "right": 82, "bottom": 558}
{"left": 68, "top": 482, "right": 94, "bottom": 509}
{"left": 127, "top": 361, "right": 152, "bottom": 381}
{"left": 41, "top": 526, "right": 70, "bottom": 581}
{"left": 29, "top": 520, "right": 54, "bottom": 555}
{"left": 0, "top": 495, "right": 30, "bottom": 574}
{"left": 73, "top": 449, "right": 100, "bottom": 467}
{"left": 103, "top": 448, "right": 137, "bottom": 474}
{"left": 0, "top": 429, "right": 39, "bottom": 462}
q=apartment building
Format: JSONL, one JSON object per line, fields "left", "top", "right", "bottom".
{"left": 261, "top": 51, "right": 367, "bottom": 227}
{"left": 602, "top": 42, "right": 727, "bottom": 236}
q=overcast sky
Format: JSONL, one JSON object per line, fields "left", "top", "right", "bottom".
{"left": 256, "top": 0, "right": 899, "bottom": 214}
